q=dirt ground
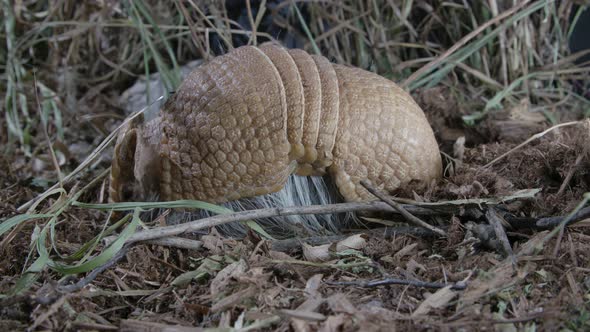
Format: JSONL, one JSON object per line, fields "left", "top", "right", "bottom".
{"left": 1, "top": 85, "right": 589, "bottom": 331}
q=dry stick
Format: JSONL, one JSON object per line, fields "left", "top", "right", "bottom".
{"left": 176, "top": 0, "right": 209, "bottom": 61}
{"left": 552, "top": 224, "right": 567, "bottom": 259}
{"left": 485, "top": 208, "right": 516, "bottom": 265}
{"left": 245, "top": 0, "right": 257, "bottom": 45}
{"left": 557, "top": 153, "right": 585, "bottom": 196}
{"left": 359, "top": 180, "right": 447, "bottom": 237}
{"left": 125, "top": 201, "right": 445, "bottom": 244}
{"left": 53, "top": 194, "right": 564, "bottom": 296}
{"left": 326, "top": 278, "right": 467, "bottom": 290}
{"left": 185, "top": 0, "right": 233, "bottom": 51}
{"left": 490, "top": 312, "right": 549, "bottom": 325}
{"left": 546, "top": 195, "right": 590, "bottom": 261}
{"left": 143, "top": 237, "right": 203, "bottom": 250}
{"left": 552, "top": 171, "right": 587, "bottom": 257}
{"left": 251, "top": 0, "right": 267, "bottom": 44}
{"left": 121, "top": 316, "right": 281, "bottom": 332}
{"left": 401, "top": 0, "right": 530, "bottom": 89}
{"left": 32, "top": 201, "right": 565, "bottom": 304}
{"left": 482, "top": 121, "right": 580, "bottom": 169}
{"left": 535, "top": 206, "right": 590, "bottom": 229}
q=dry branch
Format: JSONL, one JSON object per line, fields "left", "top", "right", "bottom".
{"left": 326, "top": 278, "right": 467, "bottom": 290}
{"left": 535, "top": 206, "right": 590, "bottom": 229}
{"left": 124, "top": 201, "right": 446, "bottom": 244}
{"left": 360, "top": 180, "right": 447, "bottom": 236}
{"left": 485, "top": 208, "right": 516, "bottom": 264}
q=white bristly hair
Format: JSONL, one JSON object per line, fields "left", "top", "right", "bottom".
{"left": 160, "top": 174, "right": 361, "bottom": 238}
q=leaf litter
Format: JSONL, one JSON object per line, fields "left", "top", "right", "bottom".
{"left": 1, "top": 79, "right": 589, "bottom": 332}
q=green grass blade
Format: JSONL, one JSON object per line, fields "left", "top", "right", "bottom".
{"left": 73, "top": 199, "right": 234, "bottom": 213}
{"left": 4, "top": 256, "right": 49, "bottom": 296}
{"left": 2, "top": 220, "right": 56, "bottom": 297}
{"left": 291, "top": 2, "right": 320, "bottom": 55}
{"left": 0, "top": 213, "right": 53, "bottom": 238}
{"left": 48, "top": 208, "right": 140, "bottom": 275}
{"left": 133, "top": 0, "right": 181, "bottom": 75}
{"left": 63, "top": 214, "right": 131, "bottom": 263}
{"left": 128, "top": 0, "right": 180, "bottom": 93}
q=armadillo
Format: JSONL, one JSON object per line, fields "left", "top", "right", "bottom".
{"left": 109, "top": 44, "right": 442, "bottom": 216}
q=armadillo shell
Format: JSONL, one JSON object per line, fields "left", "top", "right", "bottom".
{"left": 287, "top": 48, "right": 322, "bottom": 174}
{"left": 329, "top": 64, "right": 441, "bottom": 201}
{"left": 151, "top": 45, "right": 441, "bottom": 203}
{"left": 258, "top": 43, "right": 306, "bottom": 161}
{"left": 310, "top": 54, "right": 339, "bottom": 174}
{"left": 160, "top": 46, "right": 292, "bottom": 202}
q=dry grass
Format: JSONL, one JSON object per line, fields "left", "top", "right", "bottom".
{"left": 1, "top": 1, "right": 588, "bottom": 150}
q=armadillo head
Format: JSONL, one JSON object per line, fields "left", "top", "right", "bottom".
{"left": 109, "top": 114, "right": 162, "bottom": 203}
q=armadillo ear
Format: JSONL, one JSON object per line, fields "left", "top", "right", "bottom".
{"left": 110, "top": 128, "right": 138, "bottom": 202}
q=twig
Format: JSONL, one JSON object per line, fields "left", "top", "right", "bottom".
{"left": 245, "top": 0, "right": 257, "bottom": 45}
{"left": 326, "top": 278, "right": 467, "bottom": 290}
{"left": 485, "top": 208, "right": 516, "bottom": 265}
{"left": 552, "top": 224, "right": 567, "bottom": 259}
{"left": 176, "top": 0, "right": 209, "bottom": 60}
{"left": 482, "top": 121, "right": 580, "bottom": 169}
{"left": 53, "top": 237, "right": 203, "bottom": 293}
{"left": 517, "top": 193, "right": 590, "bottom": 258}
{"left": 534, "top": 206, "right": 590, "bottom": 229}
{"left": 124, "top": 201, "right": 448, "bottom": 244}
{"left": 269, "top": 259, "right": 371, "bottom": 269}
{"left": 120, "top": 315, "right": 280, "bottom": 332}
{"left": 360, "top": 180, "right": 447, "bottom": 237}
{"left": 557, "top": 153, "right": 585, "bottom": 196}
{"left": 143, "top": 236, "right": 203, "bottom": 250}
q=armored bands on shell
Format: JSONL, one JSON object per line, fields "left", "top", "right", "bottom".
{"left": 109, "top": 43, "right": 443, "bottom": 205}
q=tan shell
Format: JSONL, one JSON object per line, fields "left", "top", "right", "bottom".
{"left": 109, "top": 44, "right": 442, "bottom": 204}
